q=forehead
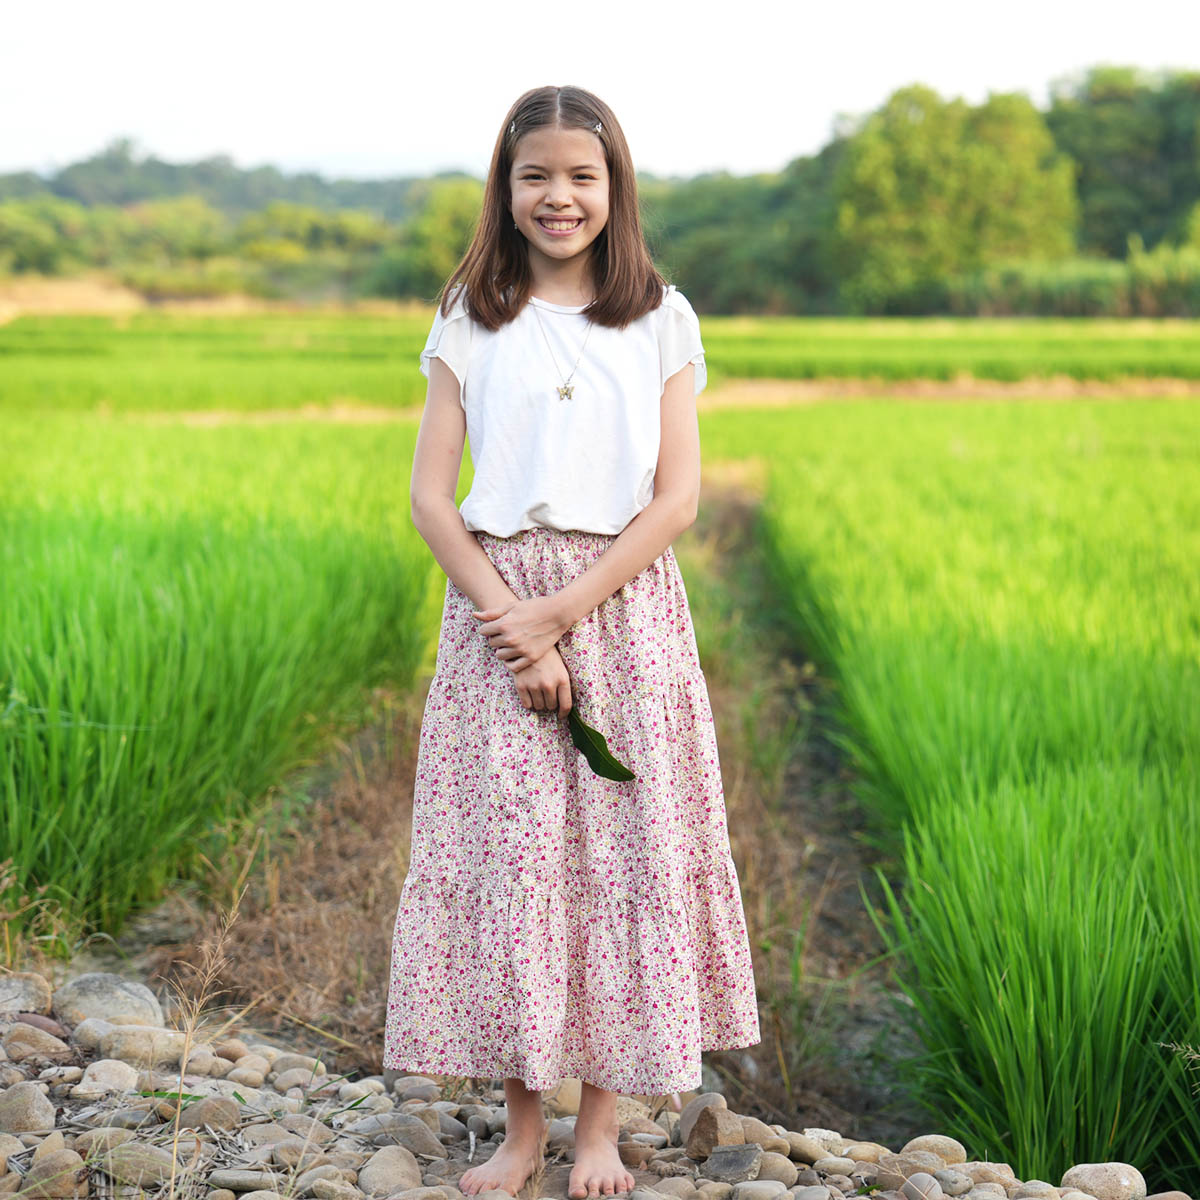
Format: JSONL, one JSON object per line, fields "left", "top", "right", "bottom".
{"left": 511, "top": 125, "right": 607, "bottom": 170}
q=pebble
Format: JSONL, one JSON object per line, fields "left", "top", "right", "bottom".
{"left": 0, "top": 965, "right": 1181, "bottom": 1200}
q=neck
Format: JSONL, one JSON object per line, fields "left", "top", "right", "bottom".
{"left": 528, "top": 248, "right": 595, "bottom": 307}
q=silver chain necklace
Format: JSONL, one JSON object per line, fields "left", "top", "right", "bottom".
{"left": 530, "top": 301, "right": 594, "bottom": 401}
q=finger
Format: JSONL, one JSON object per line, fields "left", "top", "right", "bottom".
{"left": 558, "top": 682, "right": 572, "bottom": 715}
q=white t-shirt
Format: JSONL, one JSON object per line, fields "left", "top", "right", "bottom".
{"left": 418, "top": 283, "right": 707, "bottom": 538}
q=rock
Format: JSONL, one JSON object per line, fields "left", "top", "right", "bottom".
{"left": 679, "top": 1094, "right": 728, "bottom": 1146}
{"left": 730, "top": 1183, "right": 787, "bottom": 1200}
{"left": 619, "top": 1143, "right": 658, "bottom": 1168}
{"left": 1060, "top": 1164, "right": 1147, "bottom": 1200}
{"left": 651, "top": 1180, "right": 698, "bottom": 1197}
{"left": 687, "top": 1107, "right": 746, "bottom": 1160}
{"left": 740, "top": 1118, "right": 789, "bottom": 1155}
{"left": 934, "top": 1170, "right": 974, "bottom": 1196}
{"left": 73, "top": 1128, "right": 136, "bottom": 1157}
{"left": 801, "top": 1130, "right": 847, "bottom": 1156}
{"left": 791, "top": 1189, "right": 831, "bottom": 1200}
{"left": 844, "top": 1144, "right": 891, "bottom": 1163}
{"left": 696, "top": 1185, "right": 732, "bottom": 1200}
{"left": 967, "top": 1187, "right": 1008, "bottom": 1199}
{"left": 812, "top": 1158, "right": 855, "bottom": 1176}
{"left": 545, "top": 1077, "right": 581, "bottom": 1116}
{"left": 96, "top": 1142, "right": 179, "bottom": 1187}
{"left": 961, "top": 1165, "right": 1017, "bottom": 1187}
{"left": 65, "top": 1019, "right": 113, "bottom": 1053}
{"left": 703, "top": 1144, "right": 763, "bottom": 1185}
{"left": 174, "top": 1096, "right": 242, "bottom": 1131}
{"left": 311, "top": 1180, "right": 362, "bottom": 1200}
{"left": 14, "top": 1147, "right": 86, "bottom": 1198}
{"left": 902, "top": 1138, "right": 966, "bottom": 1167}
{"left": 0, "top": 1082, "right": 56, "bottom": 1133}
{"left": 785, "top": 1135, "right": 829, "bottom": 1166}
{"left": 827, "top": 1175, "right": 855, "bottom": 1193}
{"left": 52, "top": 974, "right": 163, "bottom": 1028}
{"left": 755, "top": 1153, "right": 798, "bottom": 1187}
{"left": 270, "top": 1053, "right": 326, "bottom": 1076}
{"left": 1144, "top": 1194, "right": 1192, "bottom": 1200}
{"left": 902, "top": 1174, "right": 945, "bottom": 1200}
{"left": 1012, "top": 1184, "right": 1059, "bottom": 1199}
{"left": 357, "top": 1145, "right": 424, "bottom": 1196}
{"left": 98, "top": 1025, "right": 188, "bottom": 1068}
{"left": 68, "top": 1058, "right": 140, "bottom": 1098}
{"left": 1, "top": 1024, "right": 71, "bottom": 1065}
{"left": 344, "top": 1113, "right": 446, "bottom": 1158}
{"left": 207, "top": 1170, "right": 288, "bottom": 1191}
{"left": 280, "top": 1112, "right": 337, "bottom": 1146}
{"left": 0, "top": 975, "right": 52, "bottom": 1016}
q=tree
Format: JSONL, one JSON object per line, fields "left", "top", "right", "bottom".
{"left": 830, "top": 84, "right": 1077, "bottom": 313}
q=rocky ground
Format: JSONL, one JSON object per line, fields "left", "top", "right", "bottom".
{"left": 0, "top": 970, "right": 1185, "bottom": 1200}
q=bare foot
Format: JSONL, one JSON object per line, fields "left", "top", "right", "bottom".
{"left": 568, "top": 1124, "right": 635, "bottom": 1199}
{"left": 458, "top": 1125, "right": 547, "bottom": 1197}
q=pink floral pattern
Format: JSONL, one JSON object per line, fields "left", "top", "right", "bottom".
{"left": 383, "top": 526, "right": 760, "bottom": 1094}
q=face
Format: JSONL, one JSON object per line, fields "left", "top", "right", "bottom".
{"left": 508, "top": 124, "right": 610, "bottom": 270}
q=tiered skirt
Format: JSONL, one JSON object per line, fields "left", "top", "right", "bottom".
{"left": 383, "top": 526, "right": 760, "bottom": 1095}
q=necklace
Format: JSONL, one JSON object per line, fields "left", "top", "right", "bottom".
{"left": 530, "top": 301, "right": 594, "bottom": 401}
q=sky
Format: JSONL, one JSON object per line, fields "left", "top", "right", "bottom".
{"left": 3, "top": 0, "right": 1197, "bottom": 183}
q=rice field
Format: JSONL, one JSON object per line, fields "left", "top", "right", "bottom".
{"left": 699, "top": 399, "right": 1200, "bottom": 1183}
{"left": 3, "top": 310, "right": 1200, "bottom": 416}
{"left": 2, "top": 308, "right": 1197, "bottom": 1184}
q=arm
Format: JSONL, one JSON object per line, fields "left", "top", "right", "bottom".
{"left": 409, "top": 356, "right": 522, "bottom": 613}
{"left": 473, "top": 360, "right": 701, "bottom": 671}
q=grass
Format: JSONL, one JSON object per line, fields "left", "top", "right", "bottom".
{"left": 698, "top": 397, "right": 1200, "bottom": 1185}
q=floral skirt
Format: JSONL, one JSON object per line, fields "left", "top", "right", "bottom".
{"left": 382, "top": 526, "right": 760, "bottom": 1095}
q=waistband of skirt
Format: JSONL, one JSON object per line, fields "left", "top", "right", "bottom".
{"left": 474, "top": 526, "right": 619, "bottom": 545}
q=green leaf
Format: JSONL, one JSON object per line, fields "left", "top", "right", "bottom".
{"left": 567, "top": 704, "right": 635, "bottom": 781}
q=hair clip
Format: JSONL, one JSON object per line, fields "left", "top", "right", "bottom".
{"left": 594, "top": 121, "right": 602, "bottom": 134}
{"left": 509, "top": 120, "right": 516, "bottom": 136}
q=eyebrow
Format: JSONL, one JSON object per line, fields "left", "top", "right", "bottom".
{"left": 514, "top": 162, "right": 603, "bottom": 171}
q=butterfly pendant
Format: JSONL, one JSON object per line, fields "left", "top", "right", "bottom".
{"left": 557, "top": 383, "right": 574, "bottom": 401}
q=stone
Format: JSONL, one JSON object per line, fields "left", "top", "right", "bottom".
{"left": 740, "top": 1118, "right": 790, "bottom": 1155}
{"left": 207, "top": 1170, "right": 288, "bottom": 1191}
{"left": 730, "top": 1183, "right": 787, "bottom": 1200}
{"left": 344, "top": 1113, "right": 446, "bottom": 1158}
{"left": 96, "top": 1142, "right": 179, "bottom": 1187}
{"left": 52, "top": 975, "right": 163, "bottom": 1029}
{"left": 1059, "top": 1164, "right": 1147, "bottom": 1200}
{"left": 174, "top": 1095, "right": 242, "bottom": 1131}
{"left": 0, "top": 1082, "right": 56, "bottom": 1133}
{"left": 1012, "top": 1184, "right": 1059, "bottom": 1199}
{"left": 270, "top": 1053, "right": 326, "bottom": 1076}
{"left": 703, "top": 1144, "right": 763, "bottom": 1185}
{"left": 72, "top": 1128, "right": 136, "bottom": 1157}
{"left": 756, "top": 1153, "right": 798, "bottom": 1187}
{"left": 968, "top": 1188, "right": 1008, "bottom": 1199}
{"left": 98, "top": 1025, "right": 188, "bottom": 1068}
{"left": 280, "top": 1112, "right": 337, "bottom": 1145}
{"left": 801, "top": 1131, "right": 847, "bottom": 1156}
{"left": 785, "top": 1136, "right": 829, "bottom": 1166}
{"left": 696, "top": 1185, "right": 733, "bottom": 1200}
{"left": 311, "top": 1180, "right": 362, "bottom": 1200}
{"left": 812, "top": 1158, "right": 855, "bottom": 1176}
{"left": 13, "top": 1147, "right": 86, "bottom": 1198}
{"left": 791, "top": 1189, "right": 831, "bottom": 1200}
{"left": 68, "top": 1059, "right": 140, "bottom": 1098}
{"left": 903, "top": 1138, "right": 966, "bottom": 1167}
{"left": 844, "top": 1144, "right": 890, "bottom": 1163}
{"left": 961, "top": 1165, "right": 1017, "bottom": 1187}
{"left": 1144, "top": 1194, "right": 1192, "bottom": 1200}
{"left": 1, "top": 1025, "right": 70, "bottom": 1065}
{"left": 687, "top": 1107, "right": 746, "bottom": 1160}
{"left": 935, "top": 1170, "right": 974, "bottom": 1196}
{"left": 651, "top": 1180, "right": 698, "bottom": 1198}
{"left": 358, "top": 1145, "right": 424, "bottom": 1195}
{"left": 679, "top": 1094, "right": 728, "bottom": 1146}
{"left": 902, "top": 1174, "right": 945, "bottom": 1200}
{"left": 0, "top": 975, "right": 52, "bottom": 1016}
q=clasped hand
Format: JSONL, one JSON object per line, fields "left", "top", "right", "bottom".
{"left": 471, "top": 595, "right": 568, "bottom": 674}
{"left": 472, "top": 596, "right": 573, "bottom": 714}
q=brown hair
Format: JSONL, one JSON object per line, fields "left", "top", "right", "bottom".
{"left": 433, "top": 84, "right": 667, "bottom": 331}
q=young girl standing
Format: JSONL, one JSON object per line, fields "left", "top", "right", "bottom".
{"left": 384, "top": 84, "right": 760, "bottom": 1200}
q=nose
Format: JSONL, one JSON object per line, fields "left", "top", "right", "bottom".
{"left": 546, "top": 176, "right": 574, "bottom": 207}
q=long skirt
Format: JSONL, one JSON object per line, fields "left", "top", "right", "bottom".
{"left": 382, "top": 526, "right": 760, "bottom": 1095}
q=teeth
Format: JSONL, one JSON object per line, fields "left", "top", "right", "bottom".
{"left": 540, "top": 218, "right": 580, "bottom": 230}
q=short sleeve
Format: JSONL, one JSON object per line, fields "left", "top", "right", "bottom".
{"left": 658, "top": 285, "right": 707, "bottom": 397}
{"left": 419, "top": 287, "right": 473, "bottom": 403}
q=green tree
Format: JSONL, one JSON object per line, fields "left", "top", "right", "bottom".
{"left": 830, "top": 84, "right": 1077, "bottom": 313}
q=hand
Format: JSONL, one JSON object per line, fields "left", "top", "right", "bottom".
{"left": 472, "top": 595, "right": 569, "bottom": 674}
{"left": 512, "top": 644, "right": 574, "bottom": 715}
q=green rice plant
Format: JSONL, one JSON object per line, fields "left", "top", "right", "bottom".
{"left": 0, "top": 413, "right": 447, "bottom": 944}
{"left": 701, "top": 398, "right": 1200, "bottom": 1184}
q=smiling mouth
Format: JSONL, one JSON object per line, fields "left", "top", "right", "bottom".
{"left": 537, "top": 217, "right": 582, "bottom": 231}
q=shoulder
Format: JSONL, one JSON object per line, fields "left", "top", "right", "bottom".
{"left": 659, "top": 283, "right": 701, "bottom": 324}
{"left": 440, "top": 282, "right": 472, "bottom": 324}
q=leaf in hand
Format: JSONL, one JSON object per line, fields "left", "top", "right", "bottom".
{"left": 567, "top": 704, "right": 635, "bottom": 781}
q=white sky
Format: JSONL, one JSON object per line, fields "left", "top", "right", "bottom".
{"left": 3, "top": 0, "right": 1196, "bottom": 182}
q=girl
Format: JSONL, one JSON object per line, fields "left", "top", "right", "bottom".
{"left": 384, "top": 84, "right": 760, "bottom": 1200}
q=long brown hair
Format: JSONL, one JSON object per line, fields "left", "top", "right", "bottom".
{"left": 434, "top": 84, "right": 667, "bottom": 331}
